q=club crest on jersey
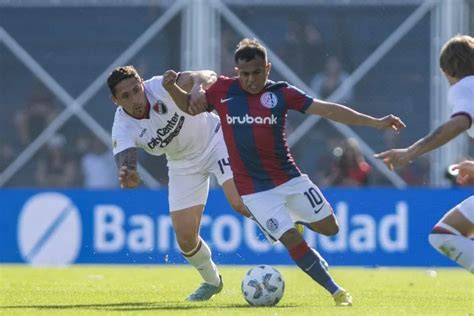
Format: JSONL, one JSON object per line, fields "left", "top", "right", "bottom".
{"left": 152, "top": 100, "right": 168, "bottom": 115}
{"left": 266, "top": 218, "right": 279, "bottom": 232}
{"left": 260, "top": 92, "right": 278, "bottom": 109}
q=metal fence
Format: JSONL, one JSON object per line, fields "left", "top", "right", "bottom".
{"left": 0, "top": 0, "right": 472, "bottom": 188}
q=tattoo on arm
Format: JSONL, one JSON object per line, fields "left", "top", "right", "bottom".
{"left": 114, "top": 147, "right": 138, "bottom": 170}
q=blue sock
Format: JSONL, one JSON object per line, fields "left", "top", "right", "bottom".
{"left": 289, "top": 240, "right": 341, "bottom": 294}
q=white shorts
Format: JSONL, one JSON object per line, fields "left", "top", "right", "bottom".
{"left": 454, "top": 195, "right": 474, "bottom": 223}
{"left": 168, "top": 133, "right": 233, "bottom": 211}
{"left": 242, "top": 175, "right": 334, "bottom": 241}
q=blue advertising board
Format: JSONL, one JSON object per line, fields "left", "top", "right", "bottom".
{"left": 0, "top": 188, "right": 472, "bottom": 267}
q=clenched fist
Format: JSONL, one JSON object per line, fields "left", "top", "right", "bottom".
{"left": 162, "top": 70, "right": 178, "bottom": 91}
{"left": 118, "top": 166, "right": 141, "bottom": 188}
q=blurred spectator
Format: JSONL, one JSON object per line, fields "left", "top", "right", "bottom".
{"left": 220, "top": 28, "right": 240, "bottom": 76}
{"left": 35, "top": 134, "right": 78, "bottom": 187}
{"left": 310, "top": 56, "right": 354, "bottom": 104}
{"left": 312, "top": 134, "right": 344, "bottom": 186}
{"left": 80, "top": 136, "right": 118, "bottom": 188}
{"left": 14, "top": 89, "right": 58, "bottom": 146}
{"left": 280, "top": 18, "right": 326, "bottom": 82}
{"left": 0, "top": 140, "right": 15, "bottom": 173}
{"left": 322, "top": 138, "right": 371, "bottom": 187}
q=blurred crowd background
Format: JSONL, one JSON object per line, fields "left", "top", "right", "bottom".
{"left": 0, "top": 0, "right": 473, "bottom": 189}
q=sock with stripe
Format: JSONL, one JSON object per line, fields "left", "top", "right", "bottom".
{"left": 428, "top": 224, "right": 474, "bottom": 273}
{"left": 181, "top": 237, "right": 221, "bottom": 286}
{"left": 289, "top": 240, "right": 341, "bottom": 294}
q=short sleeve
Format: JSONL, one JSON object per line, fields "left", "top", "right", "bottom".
{"left": 145, "top": 76, "right": 167, "bottom": 96}
{"left": 449, "top": 84, "right": 474, "bottom": 127}
{"left": 111, "top": 119, "right": 136, "bottom": 155}
{"left": 206, "top": 76, "right": 230, "bottom": 112}
{"left": 284, "top": 84, "right": 314, "bottom": 113}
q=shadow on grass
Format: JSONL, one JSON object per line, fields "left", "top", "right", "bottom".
{"left": 1, "top": 301, "right": 297, "bottom": 311}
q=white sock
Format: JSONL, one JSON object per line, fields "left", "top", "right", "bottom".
{"left": 181, "top": 238, "right": 220, "bottom": 286}
{"left": 429, "top": 232, "right": 474, "bottom": 273}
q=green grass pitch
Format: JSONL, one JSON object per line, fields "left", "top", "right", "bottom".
{"left": 0, "top": 265, "right": 472, "bottom": 315}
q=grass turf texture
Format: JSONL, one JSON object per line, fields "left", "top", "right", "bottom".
{"left": 0, "top": 265, "right": 472, "bottom": 315}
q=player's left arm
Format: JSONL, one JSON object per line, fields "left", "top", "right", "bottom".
{"left": 306, "top": 99, "right": 406, "bottom": 132}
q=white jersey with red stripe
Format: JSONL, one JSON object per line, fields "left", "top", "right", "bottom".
{"left": 449, "top": 75, "right": 474, "bottom": 138}
{"left": 111, "top": 75, "right": 221, "bottom": 169}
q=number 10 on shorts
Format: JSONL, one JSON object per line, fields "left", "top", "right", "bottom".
{"left": 304, "top": 187, "right": 323, "bottom": 208}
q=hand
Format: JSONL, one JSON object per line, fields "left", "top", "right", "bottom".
{"left": 188, "top": 84, "right": 208, "bottom": 115}
{"left": 375, "top": 115, "right": 406, "bottom": 133}
{"left": 118, "top": 166, "right": 141, "bottom": 188}
{"left": 451, "top": 160, "right": 474, "bottom": 185}
{"left": 374, "top": 148, "right": 412, "bottom": 170}
{"left": 162, "top": 70, "right": 178, "bottom": 91}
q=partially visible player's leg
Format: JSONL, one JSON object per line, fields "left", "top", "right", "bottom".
{"left": 221, "top": 179, "right": 252, "bottom": 217}
{"left": 286, "top": 176, "right": 339, "bottom": 236}
{"left": 169, "top": 171, "right": 222, "bottom": 300}
{"left": 428, "top": 196, "right": 474, "bottom": 273}
{"left": 243, "top": 181, "right": 352, "bottom": 306}
{"left": 210, "top": 135, "right": 251, "bottom": 218}
{"left": 285, "top": 175, "right": 352, "bottom": 306}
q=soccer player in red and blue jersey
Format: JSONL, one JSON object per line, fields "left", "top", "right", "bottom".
{"left": 163, "top": 38, "right": 406, "bottom": 306}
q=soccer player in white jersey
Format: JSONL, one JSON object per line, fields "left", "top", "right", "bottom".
{"left": 376, "top": 35, "right": 474, "bottom": 273}
{"left": 107, "top": 65, "right": 250, "bottom": 300}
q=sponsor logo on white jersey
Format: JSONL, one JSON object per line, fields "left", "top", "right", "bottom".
{"left": 260, "top": 92, "right": 278, "bottom": 109}
{"left": 226, "top": 113, "right": 278, "bottom": 125}
{"left": 147, "top": 112, "right": 185, "bottom": 149}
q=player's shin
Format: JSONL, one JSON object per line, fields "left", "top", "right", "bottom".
{"left": 288, "top": 239, "right": 342, "bottom": 294}
{"left": 181, "top": 237, "right": 221, "bottom": 285}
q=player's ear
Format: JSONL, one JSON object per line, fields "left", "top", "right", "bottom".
{"left": 111, "top": 95, "right": 119, "bottom": 106}
{"left": 266, "top": 63, "right": 272, "bottom": 75}
{"left": 234, "top": 67, "right": 239, "bottom": 76}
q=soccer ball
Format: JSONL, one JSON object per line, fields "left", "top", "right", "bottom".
{"left": 241, "top": 265, "right": 285, "bottom": 306}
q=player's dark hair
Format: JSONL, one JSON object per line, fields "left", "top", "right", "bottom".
{"left": 234, "top": 38, "right": 267, "bottom": 64}
{"left": 107, "top": 65, "right": 141, "bottom": 96}
{"left": 439, "top": 35, "right": 474, "bottom": 79}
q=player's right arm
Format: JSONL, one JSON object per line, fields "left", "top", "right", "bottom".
{"left": 162, "top": 70, "right": 210, "bottom": 116}
{"left": 114, "top": 147, "right": 141, "bottom": 188}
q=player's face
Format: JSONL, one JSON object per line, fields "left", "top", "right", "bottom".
{"left": 235, "top": 56, "right": 271, "bottom": 94}
{"left": 112, "top": 76, "right": 147, "bottom": 117}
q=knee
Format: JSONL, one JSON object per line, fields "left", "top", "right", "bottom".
{"left": 176, "top": 233, "right": 199, "bottom": 253}
{"left": 324, "top": 223, "right": 339, "bottom": 236}
{"left": 312, "top": 222, "right": 339, "bottom": 236}
{"left": 280, "top": 228, "right": 304, "bottom": 248}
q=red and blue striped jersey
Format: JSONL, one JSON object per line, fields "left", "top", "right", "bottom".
{"left": 206, "top": 76, "right": 314, "bottom": 196}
